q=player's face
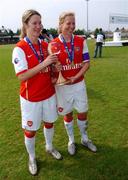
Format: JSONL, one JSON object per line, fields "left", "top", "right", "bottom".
{"left": 26, "top": 15, "right": 42, "bottom": 38}
{"left": 61, "top": 15, "right": 75, "bottom": 35}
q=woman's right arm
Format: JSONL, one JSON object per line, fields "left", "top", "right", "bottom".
{"left": 12, "top": 47, "right": 58, "bottom": 82}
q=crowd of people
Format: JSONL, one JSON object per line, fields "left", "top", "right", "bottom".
{"left": 12, "top": 9, "right": 97, "bottom": 176}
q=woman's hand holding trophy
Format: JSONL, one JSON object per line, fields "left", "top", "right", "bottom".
{"left": 49, "top": 43, "right": 70, "bottom": 86}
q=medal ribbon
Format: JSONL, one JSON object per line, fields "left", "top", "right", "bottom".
{"left": 60, "top": 34, "right": 74, "bottom": 63}
{"left": 25, "top": 37, "right": 44, "bottom": 63}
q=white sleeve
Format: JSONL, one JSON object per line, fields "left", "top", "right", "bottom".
{"left": 83, "top": 40, "right": 90, "bottom": 62}
{"left": 12, "top": 47, "right": 28, "bottom": 75}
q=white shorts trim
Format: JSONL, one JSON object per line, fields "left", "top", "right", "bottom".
{"left": 55, "top": 80, "right": 88, "bottom": 115}
{"left": 20, "top": 94, "right": 58, "bottom": 131}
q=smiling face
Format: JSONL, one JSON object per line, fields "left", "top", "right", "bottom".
{"left": 61, "top": 15, "right": 75, "bottom": 36}
{"left": 25, "top": 14, "right": 42, "bottom": 39}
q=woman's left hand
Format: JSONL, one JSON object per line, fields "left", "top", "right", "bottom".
{"left": 67, "top": 76, "right": 77, "bottom": 84}
{"left": 51, "top": 77, "right": 57, "bottom": 84}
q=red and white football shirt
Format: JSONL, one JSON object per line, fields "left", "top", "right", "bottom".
{"left": 50, "top": 35, "right": 90, "bottom": 83}
{"left": 12, "top": 38, "right": 55, "bottom": 102}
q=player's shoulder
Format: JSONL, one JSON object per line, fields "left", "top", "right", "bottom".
{"left": 74, "top": 35, "right": 85, "bottom": 43}
{"left": 16, "top": 39, "right": 27, "bottom": 48}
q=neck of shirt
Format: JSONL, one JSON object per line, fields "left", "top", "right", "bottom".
{"left": 61, "top": 33, "right": 72, "bottom": 42}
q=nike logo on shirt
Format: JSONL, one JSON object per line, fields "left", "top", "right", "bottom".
{"left": 27, "top": 54, "right": 33, "bottom": 58}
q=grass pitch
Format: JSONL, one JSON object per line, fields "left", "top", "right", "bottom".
{"left": 0, "top": 41, "right": 128, "bottom": 180}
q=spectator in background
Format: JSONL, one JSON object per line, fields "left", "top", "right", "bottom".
{"left": 93, "top": 28, "right": 105, "bottom": 58}
{"left": 40, "top": 28, "right": 53, "bottom": 43}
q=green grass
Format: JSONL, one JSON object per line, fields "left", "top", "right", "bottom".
{"left": 0, "top": 42, "right": 128, "bottom": 180}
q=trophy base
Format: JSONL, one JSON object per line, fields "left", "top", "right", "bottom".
{"left": 55, "top": 71, "right": 70, "bottom": 86}
{"left": 56, "top": 80, "right": 70, "bottom": 86}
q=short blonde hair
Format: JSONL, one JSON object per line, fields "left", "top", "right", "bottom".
{"left": 58, "top": 11, "right": 75, "bottom": 34}
{"left": 20, "top": 9, "right": 41, "bottom": 39}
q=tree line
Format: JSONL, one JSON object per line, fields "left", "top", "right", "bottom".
{"left": 0, "top": 25, "right": 128, "bottom": 45}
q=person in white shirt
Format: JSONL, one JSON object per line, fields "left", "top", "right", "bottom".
{"left": 93, "top": 28, "right": 105, "bottom": 58}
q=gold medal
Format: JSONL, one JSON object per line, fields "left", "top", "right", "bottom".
{"left": 71, "top": 60, "right": 74, "bottom": 67}
{"left": 66, "top": 58, "right": 70, "bottom": 64}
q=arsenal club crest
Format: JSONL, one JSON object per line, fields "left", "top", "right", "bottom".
{"left": 58, "top": 107, "right": 63, "bottom": 112}
{"left": 27, "top": 120, "right": 33, "bottom": 127}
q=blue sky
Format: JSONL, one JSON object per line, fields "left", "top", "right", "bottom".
{"left": 0, "top": 0, "right": 128, "bottom": 32}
